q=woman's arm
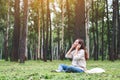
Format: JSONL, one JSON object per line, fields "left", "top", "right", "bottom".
{"left": 65, "top": 44, "right": 75, "bottom": 58}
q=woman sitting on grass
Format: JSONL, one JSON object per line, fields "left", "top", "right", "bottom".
{"left": 53, "top": 38, "right": 89, "bottom": 73}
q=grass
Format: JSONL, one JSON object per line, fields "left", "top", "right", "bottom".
{"left": 0, "top": 60, "right": 120, "bottom": 80}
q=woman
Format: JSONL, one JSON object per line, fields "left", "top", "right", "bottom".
{"left": 53, "top": 38, "right": 89, "bottom": 73}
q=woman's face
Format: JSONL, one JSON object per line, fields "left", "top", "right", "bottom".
{"left": 74, "top": 40, "right": 80, "bottom": 46}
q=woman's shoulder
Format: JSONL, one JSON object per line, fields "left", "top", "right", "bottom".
{"left": 78, "top": 49, "right": 85, "bottom": 54}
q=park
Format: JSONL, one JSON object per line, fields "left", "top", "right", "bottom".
{"left": 0, "top": 60, "right": 120, "bottom": 80}
{"left": 0, "top": 0, "right": 120, "bottom": 80}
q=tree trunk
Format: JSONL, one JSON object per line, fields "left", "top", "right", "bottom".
{"left": 19, "top": 0, "right": 28, "bottom": 63}
{"left": 95, "top": 1, "right": 99, "bottom": 60}
{"left": 112, "top": 0, "right": 119, "bottom": 60}
{"left": 60, "top": 0, "right": 65, "bottom": 60}
{"left": 4, "top": 0, "right": 10, "bottom": 61}
{"left": 118, "top": 0, "right": 120, "bottom": 59}
{"left": 37, "top": 7, "right": 40, "bottom": 59}
{"left": 105, "top": 0, "right": 111, "bottom": 60}
{"left": 91, "top": 0, "right": 95, "bottom": 60}
{"left": 101, "top": 0, "right": 105, "bottom": 60}
{"left": 110, "top": 0, "right": 118, "bottom": 61}
{"left": 41, "top": 0, "right": 47, "bottom": 62}
{"left": 46, "top": 0, "right": 49, "bottom": 60}
{"left": 11, "top": 0, "right": 20, "bottom": 61}
{"left": 115, "top": 0, "right": 119, "bottom": 60}
{"left": 47, "top": 0, "right": 52, "bottom": 61}
{"left": 74, "top": 0, "right": 85, "bottom": 40}
{"left": 85, "top": 0, "right": 90, "bottom": 58}
{"left": 49, "top": 6, "right": 52, "bottom": 61}
{"left": 66, "top": 0, "right": 72, "bottom": 50}
{"left": 57, "top": 26, "right": 60, "bottom": 60}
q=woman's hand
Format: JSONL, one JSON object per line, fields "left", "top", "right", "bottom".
{"left": 76, "top": 44, "right": 81, "bottom": 50}
{"left": 71, "top": 44, "right": 76, "bottom": 49}
{"left": 74, "top": 44, "right": 81, "bottom": 56}
{"left": 66, "top": 44, "right": 76, "bottom": 55}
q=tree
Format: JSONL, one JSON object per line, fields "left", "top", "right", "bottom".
{"left": 41, "top": 0, "right": 47, "bottom": 62}
{"left": 101, "top": 0, "right": 105, "bottom": 60}
{"left": 60, "top": 0, "right": 66, "bottom": 60}
{"left": 37, "top": 0, "right": 41, "bottom": 59}
{"left": 48, "top": 0, "right": 52, "bottom": 61}
{"left": 19, "top": 0, "right": 28, "bottom": 63}
{"left": 46, "top": 0, "right": 50, "bottom": 61}
{"left": 85, "top": 0, "right": 91, "bottom": 58}
{"left": 91, "top": 0, "right": 97, "bottom": 60}
{"left": 11, "top": 0, "right": 20, "bottom": 61}
{"left": 115, "top": 0, "right": 119, "bottom": 60}
{"left": 47, "top": 0, "right": 52, "bottom": 61}
{"left": 110, "top": 0, "right": 119, "bottom": 61}
{"left": 105, "top": 0, "right": 111, "bottom": 60}
{"left": 95, "top": 0, "right": 99, "bottom": 60}
{"left": 117, "top": 0, "right": 120, "bottom": 59}
{"left": 74, "top": 0, "right": 85, "bottom": 40}
{"left": 4, "top": 0, "right": 10, "bottom": 61}
{"left": 66, "top": 0, "right": 71, "bottom": 49}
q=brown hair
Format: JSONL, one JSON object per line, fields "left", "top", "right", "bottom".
{"left": 84, "top": 48, "right": 89, "bottom": 60}
{"left": 76, "top": 38, "right": 89, "bottom": 60}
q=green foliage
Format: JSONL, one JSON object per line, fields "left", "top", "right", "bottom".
{"left": 89, "top": 0, "right": 106, "bottom": 22}
{"left": 0, "top": 60, "right": 120, "bottom": 80}
{"left": 0, "top": 0, "right": 8, "bottom": 19}
{"left": 0, "top": 0, "right": 8, "bottom": 33}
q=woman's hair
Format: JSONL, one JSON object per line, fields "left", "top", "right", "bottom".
{"left": 76, "top": 38, "right": 89, "bottom": 60}
{"left": 76, "top": 38, "right": 85, "bottom": 49}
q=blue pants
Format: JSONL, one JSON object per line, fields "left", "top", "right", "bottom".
{"left": 58, "top": 64, "right": 84, "bottom": 73}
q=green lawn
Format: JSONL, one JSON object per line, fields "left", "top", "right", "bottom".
{"left": 0, "top": 60, "right": 120, "bottom": 80}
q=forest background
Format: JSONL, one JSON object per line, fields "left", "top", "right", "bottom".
{"left": 0, "top": 0, "right": 120, "bottom": 63}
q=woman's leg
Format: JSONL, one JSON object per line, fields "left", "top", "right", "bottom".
{"left": 58, "top": 64, "right": 69, "bottom": 72}
{"left": 66, "top": 66, "right": 84, "bottom": 73}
